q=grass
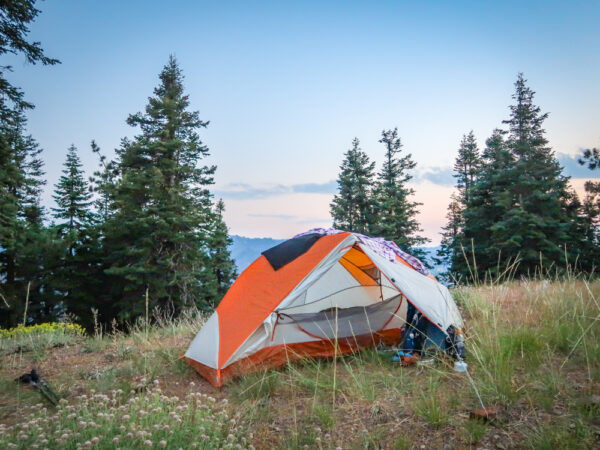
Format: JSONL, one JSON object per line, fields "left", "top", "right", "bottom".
{"left": 0, "top": 323, "right": 85, "bottom": 356}
{"left": 0, "top": 279, "right": 599, "bottom": 449}
{"left": 0, "top": 383, "right": 245, "bottom": 449}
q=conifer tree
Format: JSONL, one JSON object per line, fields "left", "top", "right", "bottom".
{"left": 450, "top": 75, "right": 583, "bottom": 281}
{"left": 50, "top": 145, "right": 102, "bottom": 327}
{"left": 577, "top": 148, "right": 600, "bottom": 271}
{"left": 455, "top": 129, "right": 513, "bottom": 281}
{"left": 453, "top": 131, "right": 480, "bottom": 204}
{"left": 0, "top": 108, "right": 50, "bottom": 326}
{"left": 0, "top": 0, "right": 59, "bottom": 113}
{"left": 52, "top": 145, "right": 93, "bottom": 233}
{"left": 492, "top": 74, "right": 576, "bottom": 275}
{"left": 436, "top": 192, "right": 463, "bottom": 278}
{"left": 102, "top": 56, "right": 216, "bottom": 321}
{"left": 373, "top": 128, "right": 428, "bottom": 252}
{"left": 330, "top": 138, "right": 376, "bottom": 234}
{"left": 201, "top": 199, "right": 237, "bottom": 309}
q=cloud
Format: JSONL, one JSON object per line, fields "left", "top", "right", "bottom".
{"left": 291, "top": 180, "right": 337, "bottom": 194}
{"left": 214, "top": 180, "right": 337, "bottom": 200}
{"left": 248, "top": 213, "right": 298, "bottom": 220}
{"left": 557, "top": 152, "right": 599, "bottom": 178}
{"left": 214, "top": 153, "right": 597, "bottom": 202}
{"left": 414, "top": 167, "right": 455, "bottom": 186}
{"left": 296, "top": 218, "right": 332, "bottom": 225}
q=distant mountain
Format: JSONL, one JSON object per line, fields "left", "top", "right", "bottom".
{"left": 228, "top": 235, "right": 447, "bottom": 277}
{"left": 229, "top": 235, "right": 285, "bottom": 272}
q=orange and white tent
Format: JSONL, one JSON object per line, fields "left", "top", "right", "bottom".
{"left": 185, "top": 229, "right": 463, "bottom": 387}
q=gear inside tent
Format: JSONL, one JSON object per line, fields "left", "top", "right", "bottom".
{"left": 185, "top": 229, "right": 464, "bottom": 387}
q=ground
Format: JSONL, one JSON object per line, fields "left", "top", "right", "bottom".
{"left": 1, "top": 279, "right": 599, "bottom": 449}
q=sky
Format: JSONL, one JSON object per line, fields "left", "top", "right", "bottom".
{"left": 7, "top": 0, "right": 600, "bottom": 243}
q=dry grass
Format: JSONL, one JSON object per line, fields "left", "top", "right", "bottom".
{"left": 1, "top": 280, "right": 599, "bottom": 449}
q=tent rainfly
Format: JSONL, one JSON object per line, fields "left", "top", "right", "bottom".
{"left": 185, "top": 228, "right": 464, "bottom": 387}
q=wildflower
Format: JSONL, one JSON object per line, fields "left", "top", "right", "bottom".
{"left": 153, "top": 379, "right": 160, "bottom": 385}
{"left": 144, "top": 440, "right": 153, "bottom": 447}
{"left": 83, "top": 441, "right": 92, "bottom": 448}
{"left": 122, "top": 415, "right": 130, "bottom": 420}
{"left": 91, "top": 437, "right": 100, "bottom": 444}
{"left": 159, "top": 440, "right": 167, "bottom": 448}
{"left": 119, "top": 425, "right": 126, "bottom": 431}
{"left": 112, "top": 437, "right": 120, "bottom": 443}
{"left": 41, "top": 439, "right": 48, "bottom": 444}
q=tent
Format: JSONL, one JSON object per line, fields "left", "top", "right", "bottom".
{"left": 185, "top": 229, "right": 464, "bottom": 387}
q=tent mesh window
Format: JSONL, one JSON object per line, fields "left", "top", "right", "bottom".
{"left": 278, "top": 295, "right": 402, "bottom": 340}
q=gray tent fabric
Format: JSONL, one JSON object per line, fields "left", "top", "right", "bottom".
{"left": 279, "top": 295, "right": 402, "bottom": 340}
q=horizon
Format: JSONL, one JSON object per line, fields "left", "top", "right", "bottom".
{"left": 7, "top": 0, "right": 600, "bottom": 243}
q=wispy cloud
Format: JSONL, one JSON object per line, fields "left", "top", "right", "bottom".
{"left": 214, "top": 180, "right": 337, "bottom": 200}
{"left": 248, "top": 213, "right": 298, "bottom": 220}
{"left": 557, "top": 152, "right": 599, "bottom": 178}
{"left": 414, "top": 167, "right": 455, "bottom": 186}
{"left": 214, "top": 155, "right": 597, "bottom": 203}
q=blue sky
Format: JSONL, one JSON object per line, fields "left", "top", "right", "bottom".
{"left": 8, "top": 0, "right": 600, "bottom": 242}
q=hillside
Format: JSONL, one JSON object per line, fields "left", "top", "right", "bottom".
{"left": 1, "top": 279, "right": 598, "bottom": 449}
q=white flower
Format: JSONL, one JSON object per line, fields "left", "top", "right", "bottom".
{"left": 159, "top": 441, "right": 167, "bottom": 448}
{"left": 144, "top": 440, "right": 153, "bottom": 447}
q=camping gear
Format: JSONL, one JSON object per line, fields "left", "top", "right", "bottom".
{"left": 16, "top": 369, "right": 59, "bottom": 405}
{"left": 185, "top": 228, "right": 465, "bottom": 387}
{"left": 454, "top": 360, "right": 468, "bottom": 372}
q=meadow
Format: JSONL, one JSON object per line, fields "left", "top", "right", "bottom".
{"left": 0, "top": 279, "right": 598, "bottom": 449}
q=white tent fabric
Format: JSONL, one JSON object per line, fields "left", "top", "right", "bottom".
{"left": 358, "top": 243, "right": 464, "bottom": 331}
{"left": 186, "top": 232, "right": 464, "bottom": 373}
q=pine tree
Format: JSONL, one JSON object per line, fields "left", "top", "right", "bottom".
{"left": 201, "top": 199, "right": 237, "bottom": 309}
{"left": 52, "top": 145, "right": 93, "bottom": 233}
{"left": 330, "top": 138, "right": 376, "bottom": 234}
{"left": 438, "top": 132, "right": 480, "bottom": 279}
{"left": 373, "top": 128, "right": 428, "bottom": 252}
{"left": 0, "top": 107, "right": 50, "bottom": 326}
{"left": 452, "top": 75, "right": 583, "bottom": 281}
{"left": 102, "top": 56, "right": 216, "bottom": 321}
{"left": 492, "top": 73, "right": 577, "bottom": 276}
{"left": 0, "top": 0, "right": 59, "bottom": 113}
{"left": 453, "top": 131, "right": 480, "bottom": 204}
{"left": 50, "top": 145, "right": 103, "bottom": 327}
{"left": 577, "top": 148, "right": 600, "bottom": 272}
{"left": 436, "top": 192, "right": 463, "bottom": 279}
{"left": 456, "top": 129, "right": 513, "bottom": 281}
